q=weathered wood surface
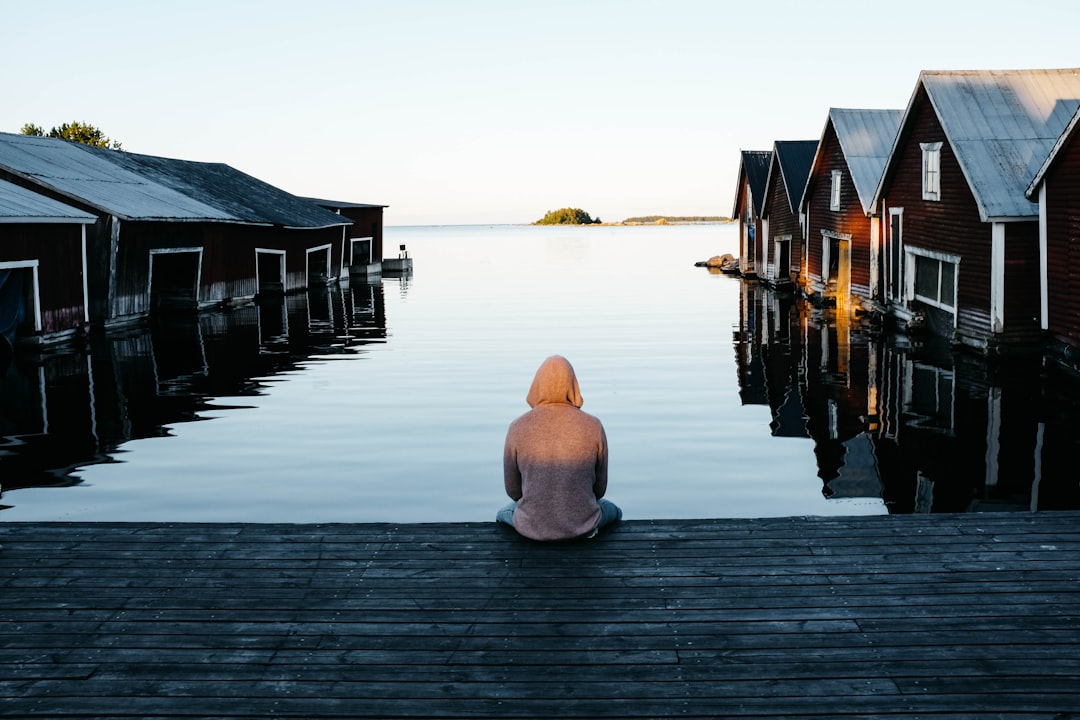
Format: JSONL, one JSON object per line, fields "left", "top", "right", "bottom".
{"left": 2, "top": 512, "right": 1080, "bottom": 719}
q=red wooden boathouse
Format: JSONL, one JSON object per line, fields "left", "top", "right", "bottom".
{"left": 759, "top": 140, "right": 817, "bottom": 288}
{"left": 1027, "top": 103, "right": 1080, "bottom": 369}
{"left": 0, "top": 178, "right": 96, "bottom": 349}
{"left": 732, "top": 150, "right": 771, "bottom": 277}
{"left": 0, "top": 132, "right": 353, "bottom": 328}
{"left": 873, "top": 69, "right": 1080, "bottom": 353}
{"left": 801, "top": 108, "right": 901, "bottom": 317}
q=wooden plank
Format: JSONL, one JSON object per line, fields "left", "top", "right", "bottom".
{"left": 2, "top": 513, "right": 1080, "bottom": 718}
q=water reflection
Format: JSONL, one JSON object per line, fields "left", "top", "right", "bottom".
{"left": 735, "top": 281, "right": 1080, "bottom": 513}
{"left": 0, "top": 280, "right": 386, "bottom": 500}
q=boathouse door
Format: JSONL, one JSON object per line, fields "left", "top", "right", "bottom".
{"left": 256, "top": 249, "right": 286, "bottom": 298}
{"left": 0, "top": 263, "right": 39, "bottom": 347}
{"left": 149, "top": 248, "right": 201, "bottom": 312}
{"left": 306, "top": 244, "right": 333, "bottom": 287}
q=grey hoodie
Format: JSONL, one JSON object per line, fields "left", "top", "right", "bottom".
{"left": 503, "top": 355, "right": 608, "bottom": 541}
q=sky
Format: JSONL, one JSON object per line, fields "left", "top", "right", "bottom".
{"left": 4, "top": 0, "right": 1079, "bottom": 226}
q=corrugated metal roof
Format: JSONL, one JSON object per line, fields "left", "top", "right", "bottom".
{"left": 1027, "top": 103, "right": 1080, "bottom": 196}
{"left": 0, "top": 132, "right": 351, "bottom": 229}
{"left": 0, "top": 177, "right": 96, "bottom": 224}
{"left": 733, "top": 150, "right": 772, "bottom": 218}
{"left": 87, "top": 149, "right": 352, "bottom": 229}
{"left": 769, "top": 140, "right": 818, "bottom": 214}
{"left": 884, "top": 69, "right": 1080, "bottom": 221}
{"left": 829, "top": 108, "right": 902, "bottom": 214}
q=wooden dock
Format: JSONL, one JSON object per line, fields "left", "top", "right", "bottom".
{"left": 2, "top": 512, "right": 1080, "bottom": 718}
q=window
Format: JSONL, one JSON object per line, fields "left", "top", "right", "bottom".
{"left": 912, "top": 253, "right": 956, "bottom": 309}
{"left": 830, "top": 170, "right": 842, "bottom": 211}
{"left": 921, "top": 142, "right": 942, "bottom": 201}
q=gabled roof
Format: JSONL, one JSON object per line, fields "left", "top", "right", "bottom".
{"left": 826, "top": 108, "right": 902, "bottom": 215}
{"left": 0, "top": 132, "right": 351, "bottom": 229}
{"left": 0, "top": 178, "right": 96, "bottom": 224}
{"left": 763, "top": 140, "right": 818, "bottom": 216}
{"left": 1027, "top": 103, "right": 1080, "bottom": 196}
{"left": 876, "top": 69, "right": 1080, "bottom": 221}
{"left": 732, "top": 150, "right": 772, "bottom": 218}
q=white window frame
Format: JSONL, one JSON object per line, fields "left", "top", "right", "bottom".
{"left": 905, "top": 247, "right": 958, "bottom": 314}
{"left": 921, "top": 142, "right": 942, "bottom": 201}
{"left": 830, "top": 170, "right": 842, "bottom": 211}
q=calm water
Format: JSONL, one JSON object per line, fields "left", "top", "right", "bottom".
{"left": 1, "top": 223, "right": 1078, "bottom": 522}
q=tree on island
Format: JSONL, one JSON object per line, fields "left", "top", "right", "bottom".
{"left": 534, "top": 208, "right": 601, "bottom": 225}
{"left": 20, "top": 121, "right": 123, "bottom": 150}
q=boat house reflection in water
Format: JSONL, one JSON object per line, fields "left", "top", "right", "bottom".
{"left": 735, "top": 281, "right": 1080, "bottom": 513}
{"left": 0, "top": 280, "right": 388, "bottom": 496}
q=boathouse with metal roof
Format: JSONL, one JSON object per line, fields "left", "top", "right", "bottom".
{"left": 801, "top": 108, "right": 902, "bottom": 316}
{"left": 731, "top": 149, "right": 772, "bottom": 278}
{"left": 0, "top": 132, "right": 353, "bottom": 328}
{"left": 759, "top": 139, "right": 818, "bottom": 288}
{"left": 873, "top": 68, "right": 1080, "bottom": 352}
{"left": 0, "top": 178, "right": 96, "bottom": 350}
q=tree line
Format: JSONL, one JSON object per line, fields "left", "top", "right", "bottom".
{"left": 18, "top": 121, "right": 123, "bottom": 150}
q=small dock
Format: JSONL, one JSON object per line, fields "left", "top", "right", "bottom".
{"left": 3, "top": 512, "right": 1080, "bottom": 718}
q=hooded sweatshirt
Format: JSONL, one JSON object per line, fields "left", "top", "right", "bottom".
{"left": 503, "top": 355, "right": 608, "bottom": 541}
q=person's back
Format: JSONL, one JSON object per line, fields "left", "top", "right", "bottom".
{"left": 498, "top": 355, "right": 621, "bottom": 541}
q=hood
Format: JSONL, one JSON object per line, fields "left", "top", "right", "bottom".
{"left": 525, "top": 355, "right": 584, "bottom": 408}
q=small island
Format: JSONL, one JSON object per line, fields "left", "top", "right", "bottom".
{"left": 533, "top": 208, "right": 601, "bottom": 225}
{"left": 533, "top": 209, "right": 733, "bottom": 226}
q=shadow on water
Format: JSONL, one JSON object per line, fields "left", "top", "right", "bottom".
{"left": 0, "top": 280, "right": 387, "bottom": 499}
{"left": 734, "top": 281, "right": 1080, "bottom": 514}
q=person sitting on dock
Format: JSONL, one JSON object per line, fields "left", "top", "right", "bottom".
{"left": 497, "top": 355, "right": 621, "bottom": 541}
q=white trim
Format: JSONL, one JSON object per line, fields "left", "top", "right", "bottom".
{"left": 921, "top": 142, "right": 942, "bottom": 201}
{"left": 888, "top": 208, "right": 904, "bottom": 303}
{"left": 255, "top": 248, "right": 286, "bottom": 293}
{"left": 149, "top": 247, "right": 203, "bottom": 308}
{"left": 830, "top": 170, "right": 842, "bottom": 211}
{"left": 1039, "top": 183, "right": 1049, "bottom": 330}
{"left": 991, "top": 222, "right": 1005, "bottom": 332}
{"left": 0, "top": 216, "right": 95, "bottom": 224}
{"left": 761, "top": 218, "right": 770, "bottom": 279}
{"left": 0, "top": 259, "right": 42, "bottom": 332}
{"left": 305, "top": 243, "right": 334, "bottom": 287}
{"left": 80, "top": 225, "right": 89, "bottom": 323}
{"left": 869, "top": 211, "right": 880, "bottom": 300}
{"left": 905, "top": 246, "right": 959, "bottom": 318}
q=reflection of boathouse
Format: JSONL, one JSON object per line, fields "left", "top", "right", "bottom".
{"left": 0, "top": 132, "right": 359, "bottom": 331}
{"left": 732, "top": 281, "right": 1080, "bottom": 512}
{"left": 0, "top": 283, "right": 387, "bottom": 494}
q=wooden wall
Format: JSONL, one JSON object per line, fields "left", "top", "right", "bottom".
{"left": 764, "top": 167, "right": 801, "bottom": 284}
{"left": 0, "top": 223, "right": 86, "bottom": 337}
{"left": 1044, "top": 128, "right": 1080, "bottom": 347}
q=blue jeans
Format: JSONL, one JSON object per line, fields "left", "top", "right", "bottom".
{"left": 496, "top": 499, "right": 622, "bottom": 537}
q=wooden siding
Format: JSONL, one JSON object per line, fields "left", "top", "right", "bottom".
{"left": 1044, "top": 128, "right": 1080, "bottom": 346}
{"left": 0, "top": 223, "right": 86, "bottom": 337}
{"left": 338, "top": 205, "right": 385, "bottom": 263}
{"left": 734, "top": 178, "right": 759, "bottom": 273}
{"left": 804, "top": 124, "right": 874, "bottom": 302}
{"left": 764, "top": 167, "right": 801, "bottom": 284}
{"left": 1001, "top": 221, "right": 1042, "bottom": 347}
{"left": 880, "top": 87, "right": 995, "bottom": 347}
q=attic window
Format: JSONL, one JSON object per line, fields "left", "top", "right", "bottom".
{"left": 921, "top": 142, "right": 942, "bottom": 201}
{"left": 830, "top": 171, "right": 842, "bottom": 211}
